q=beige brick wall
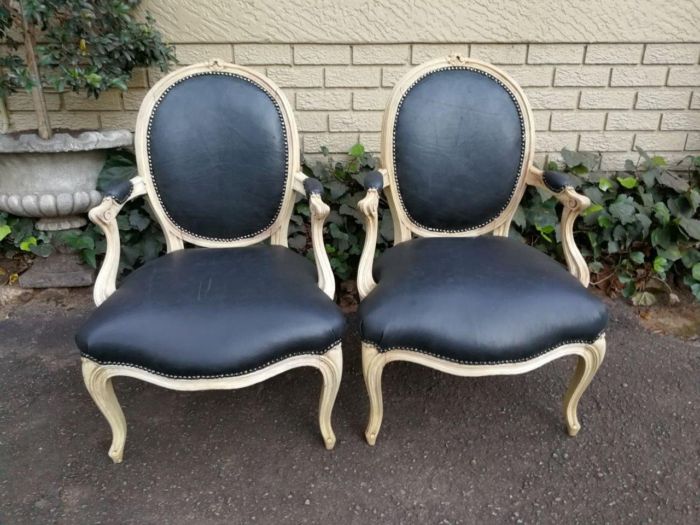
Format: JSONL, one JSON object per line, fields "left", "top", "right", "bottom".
{"left": 6, "top": 42, "right": 699, "bottom": 169}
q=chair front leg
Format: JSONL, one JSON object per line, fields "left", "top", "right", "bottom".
{"left": 317, "top": 344, "right": 343, "bottom": 449}
{"left": 563, "top": 336, "right": 606, "bottom": 436}
{"left": 82, "top": 359, "right": 127, "bottom": 463}
{"left": 362, "top": 342, "right": 387, "bottom": 445}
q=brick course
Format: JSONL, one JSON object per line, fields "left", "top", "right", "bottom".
{"left": 5, "top": 43, "right": 698, "bottom": 166}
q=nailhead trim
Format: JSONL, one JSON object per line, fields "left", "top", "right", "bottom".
{"left": 362, "top": 331, "right": 605, "bottom": 366}
{"left": 146, "top": 71, "right": 290, "bottom": 243}
{"left": 392, "top": 66, "right": 527, "bottom": 233}
{"left": 80, "top": 340, "right": 341, "bottom": 380}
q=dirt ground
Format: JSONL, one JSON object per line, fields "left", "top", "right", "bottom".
{"left": 0, "top": 287, "right": 698, "bottom": 524}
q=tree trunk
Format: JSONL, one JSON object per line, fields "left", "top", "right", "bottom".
{"left": 0, "top": 96, "right": 9, "bottom": 133}
{"left": 20, "top": 3, "right": 52, "bottom": 140}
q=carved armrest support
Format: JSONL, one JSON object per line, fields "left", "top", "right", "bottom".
{"left": 294, "top": 172, "right": 335, "bottom": 299}
{"left": 89, "top": 176, "right": 147, "bottom": 306}
{"left": 357, "top": 170, "right": 385, "bottom": 299}
{"left": 527, "top": 167, "right": 591, "bottom": 287}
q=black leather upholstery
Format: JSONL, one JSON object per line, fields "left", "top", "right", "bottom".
{"left": 393, "top": 68, "right": 524, "bottom": 231}
{"left": 148, "top": 73, "right": 288, "bottom": 241}
{"left": 76, "top": 246, "right": 345, "bottom": 377}
{"left": 303, "top": 177, "right": 324, "bottom": 196}
{"left": 363, "top": 170, "right": 384, "bottom": 191}
{"left": 104, "top": 179, "right": 134, "bottom": 205}
{"left": 542, "top": 171, "right": 575, "bottom": 193}
{"left": 360, "top": 237, "right": 607, "bottom": 363}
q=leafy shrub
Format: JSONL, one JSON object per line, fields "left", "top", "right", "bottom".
{"left": 1, "top": 0, "right": 174, "bottom": 137}
{"left": 293, "top": 144, "right": 392, "bottom": 279}
{"left": 514, "top": 148, "right": 700, "bottom": 304}
{"left": 1, "top": 0, "right": 174, "bottom": 97}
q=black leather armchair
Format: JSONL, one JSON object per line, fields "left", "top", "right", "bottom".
{"left": 357, "top": 55, "right": 608, "bottom": 445}
{"left": 77, "top": 60, "right": 344, "bottom": 462}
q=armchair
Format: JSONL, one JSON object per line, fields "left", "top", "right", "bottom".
{"left": 357, "top": 55, "right": 608, "bottom": 445}
{"left": 77, "top": 60, "right": 344, "bottom": 462}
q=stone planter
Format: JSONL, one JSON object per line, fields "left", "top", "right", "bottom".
{"left": 0, "top": 130, "right": 132, "bottom": 230}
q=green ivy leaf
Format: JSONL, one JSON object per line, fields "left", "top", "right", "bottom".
{"left": 658, "top": 246, "right": 682, "bottom": 262}
{"left": 630, "top": 251, "right": 645, "bottom": 264}
{"left": 650, "top": 155, "right": 666, "bottom": 167}
{"left": 597, "top": 214, "right": 613, "bottom": 228}
{"left": 653, "top": 256, "right": 668, "bottom": 274}
{"left": 657, "top": 170, "right": 689, "bottom": 192}
{"left": 348, "top": 143, "right": 365, "bottom": 157}
{"left": 653, "top": 202, "right": 671, "bottom": 225}
{"left": 582, "top": 203, "right": 603, "bottom": 216}
{"left": 288, "top": 235, "right": 307, "bottom": 251}
{"left": 85, "top": 72, "right": 102, "bottom": 87}
{"left": 82, "top": 250, "right": 97, "bottom": 269}
{"left": 608, "top": 195, "right": 636, "bottom": 224}
{"left": 598, "top": 178, "right": 613, "bottom": 192}
{"left": 589, "top": 261, "right": 604, "bottom": 273}
{"left": 128, "top": 209, "right": 151, "bottom": 232}
{"left": 617, "top": 176, "right": 638, "bottom": 189}
{"left": 0, "top": 224, "right": 11, "bottom": 242}
{"left": 679, "top": 217, "right": 700, "bottom": 241}
{"left": 19, "top": 236, "right": 37, "bottom": 251}
{"left": 692, "top": 263, "right": 700, "bottom": 282}
{"left": 631, "top": 291, "right": 656, "bottom": 306}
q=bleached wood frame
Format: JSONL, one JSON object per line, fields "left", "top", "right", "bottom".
{"left": 358, "top": 55, "right": 605, "bottom": 444}
{"left": 83, "top": 60, "right": 340, "bottom": 463}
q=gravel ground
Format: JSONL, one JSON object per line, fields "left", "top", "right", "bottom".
{"left": 0, "top": 288, "right": 698, "bottom": 524}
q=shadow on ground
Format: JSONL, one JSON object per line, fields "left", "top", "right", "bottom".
{"left": 0, "top": 288, "right": 698, "bottom": 524}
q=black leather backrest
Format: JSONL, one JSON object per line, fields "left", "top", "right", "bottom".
{"left": 147, "top": 73, "right": 288, "bottom": 241}
{"left": 392, "top": 67, "right": 525, "bottom": 232}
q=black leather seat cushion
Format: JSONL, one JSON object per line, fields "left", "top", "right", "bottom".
{"left": 76, "top": 247, "right": 345, "bottom": 377}
{"left": 360, "top": 237, "right": 607, "bottom": 363}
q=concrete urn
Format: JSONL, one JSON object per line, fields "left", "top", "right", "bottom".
{"left": 0, "top": 130, "right": 132, "bottom": 231}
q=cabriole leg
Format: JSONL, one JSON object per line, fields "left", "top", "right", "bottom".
{"left": 362, "top": 343, "right": 386, "bottom": 445}
{"left": 563, "top": 336, "right": 606, "bottom": 436}
{"left": 318, "top": 345, "right": 343, "bottom": 450}
{"left": 81, "top": 358, "right": 126, "bottom": 463}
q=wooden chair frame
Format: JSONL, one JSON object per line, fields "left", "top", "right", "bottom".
{"left": 357, "top": 55, "right": 605, "bottom": 445}
{"left": 83, "top": 60, "right": 341, "bottom": 462}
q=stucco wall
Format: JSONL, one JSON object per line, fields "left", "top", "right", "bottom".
{"left": 6, "top": 0, "right": 700, "bottom": 168}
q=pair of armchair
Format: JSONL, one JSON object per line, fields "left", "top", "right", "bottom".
{"left": 77, "top": 57, "right": 608, "bottom": 462}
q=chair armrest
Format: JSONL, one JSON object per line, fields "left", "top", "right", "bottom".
{"left": 363, "top": 170, "right": 385, "bottom": 191}
{"left": 104, "top": 178, "right": 138, "bottom": 204}
{"left": 527, "top": 166, "right": 591, "bottom": 287}
{"left": 294, "top": 172, "right": 335, "bottom": 299}
{"left": 302, "top": 176, "right": 324, "bottom": 197}
{"left": 357, "top": 171, "right": 385, "bottom": 299}
{"left": 88, "top": 176, "right": 147, "bottom": 306}
{"left": 541, "top": 170, "right": 577, "bottom": 193}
